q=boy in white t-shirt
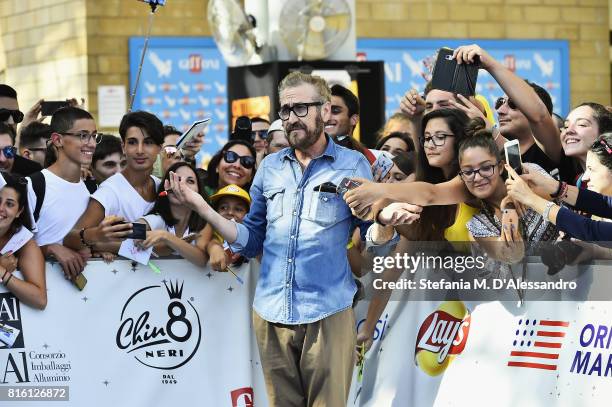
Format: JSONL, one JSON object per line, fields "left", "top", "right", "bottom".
{"left": 29, "top": 107, "right": 97, "bottom": 280}
{"left": 64, "top": 111, "right": 164, "bottom": 255}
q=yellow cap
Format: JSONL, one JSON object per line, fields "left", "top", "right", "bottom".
{"left": 209, "top": 184, "right": 251, "bottom": 208}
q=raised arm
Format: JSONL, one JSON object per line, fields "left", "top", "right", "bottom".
{"left": 454, "top": 44, "right": 562, "bottom": 163}
{"left": 345, "top": 175, "right": 471, "bottom": 218}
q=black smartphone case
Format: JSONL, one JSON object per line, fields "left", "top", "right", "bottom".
{"left": 431, "top": 48, "right": 479, "bottom": 97}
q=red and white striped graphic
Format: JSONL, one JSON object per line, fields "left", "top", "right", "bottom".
{"left": 507, "top": 318, "right": 569, "bottom": 371}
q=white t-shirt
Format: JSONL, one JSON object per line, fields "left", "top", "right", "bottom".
{"left": 27, "top": 169, "right": 91, "bottom": 246}
{"left": 93, "top": 173, "right": 160, "bottom": 221}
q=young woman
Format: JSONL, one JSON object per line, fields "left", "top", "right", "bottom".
{"left": 137, "top": 162, "right": 209, "bottom": 267}
{"left": 506, "top": 133, "right": 612, "bottom": 244}
{"left": 203, "top": 140, "right": 256, "bottom": 196}
{"left": 357, "top": 109, "right": 479, "bottom": 353}
{"left": 0, "top": 173, "right": 46, "bottom": 309}
{"left": 64, "top": 111, "right": 164, "bottom": 253}
{"left": 458, "top": 121, "right": 558, "bottom": 268}
{"left": 375, "top": 131, "right": 415, "bottom": 157}
{"left": 559, "top": 103, "right": 612, "bottom": 186}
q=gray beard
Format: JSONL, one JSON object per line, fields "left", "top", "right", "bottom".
{"left": 287, "top": 114, "right": 325, "bottom": 152}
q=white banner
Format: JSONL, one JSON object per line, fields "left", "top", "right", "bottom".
{"left": 350, "top": 261, "right": 612, "bottom": 407}
{"left": 0, "top": 259, "right": 267, "bottom": 406}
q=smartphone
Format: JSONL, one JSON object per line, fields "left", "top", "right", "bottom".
{"left": 372, "top": 152, "right": 394, "bottom": 180}
{"left": 176, "top": 119, "right": 210, "bottom": 148}
{"left": 431, "top": 47, "right": 479, "bottom": 97}
{"left": 127, "top": 223, "right": 147, "bottom": 240}
{"left": 504, "top": 139, "right": 523, "bottom": 175}
{"left": 337, "top": 177, "right": 362, "bottom": 197}
{"left": 41, "top": 101, "right": 70, "bottom": 116}
{"left": 112, "top": 221, "right": 147, "bottom": 240}
{"left": 73, "top": 273, "right": 87, "bottom": 291}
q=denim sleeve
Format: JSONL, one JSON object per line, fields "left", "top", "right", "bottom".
{"left": 575, "top": 188, "right": 612, "bottom": 220}
{"left": 229, "top": 161, "right": 268, "bottom": 258}
{"left": 353, "top": 154, "right": 374, "bottom": 241}
{"left": 557, "top": 206, "right": 612, "bottom": 242}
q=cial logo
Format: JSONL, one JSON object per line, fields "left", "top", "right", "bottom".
{"left": 116, "top": 280, "right": 201, "bottom": 370}
{"left": 0, "top": 293, "right": 24, "bottom": 349}
{"left": 231, "top": 387, "right": 254, "bottom": 407}
{"left": 414, "top": 301, "right": 470, "bottom": 376}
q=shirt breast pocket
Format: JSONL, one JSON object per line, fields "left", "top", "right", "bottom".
{"left": 263, "top": 187, "right": 285, "bottom": 224}
{"left": 306, "top": 191, "right": 350, "bottom": 227}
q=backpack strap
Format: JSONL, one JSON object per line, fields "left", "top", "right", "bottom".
{"left": 29, "top": 171, "right": 46, "bottom": 222}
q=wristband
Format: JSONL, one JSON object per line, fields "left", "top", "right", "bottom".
{"left": 550, "top": 181, "right": 565, "bottom": 199}
{"left": 374, "top": 208, "right": 387, "bottom": 226}
{"left": 4, "top": 274, "right": 13, "bottom": 286}
{"left": 80, "top": 228, "right": 92, "bottom": 248}
{"left": 1, "top": 270, "right": 7, "bottom": 284}
{"left": 543, "top": 201, "right": 556, "bottom": 222}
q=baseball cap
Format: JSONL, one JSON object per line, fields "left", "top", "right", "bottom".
{"left": 209, "top": 184, "right": 251, "bottom": 208}
{"left": 268, "top": 119, "right": 284, "bottom": 134}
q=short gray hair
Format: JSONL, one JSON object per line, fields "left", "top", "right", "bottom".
{"left": 278, "top": 71, "right": 331, "bottom": 103}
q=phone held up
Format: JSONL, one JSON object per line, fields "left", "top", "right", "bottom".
{"left": 431, "top": 47, "right": 479, "bottom": 97}
{"left": 504, "top": 139, "right": 523, "bottom": 176}
{"left": 41, "top": 101, "right": 70, "bottom": 116}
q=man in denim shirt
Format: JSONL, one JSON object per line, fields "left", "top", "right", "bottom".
{"left": 169, "top": 72, "right": 372, "bottom": 406}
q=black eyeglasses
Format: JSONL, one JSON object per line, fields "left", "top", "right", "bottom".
{"left": 0, "top": 109, "right": 24, "bottom": 124}
{"left": 0, "top": 146, "right": 17, "bottom": 159}
{"left": 278, "top": 102, "right": 323, "bottom": 121}
{"left": 420, "top": 133, "right": 453, "bottom": 147}
{"left": 223, "top": 150, "right": 255, "bottom": 169}
{"left": 251, "top": 130, "right": 268, "bottom": 140}
{"left": 60, "top": 131, "right": 102, "bottom": 144}
{"left": 459, "top": 162, "right": 499, "bottom": 181}
{"left": 495, "top": 97, "right": 517, "bottom": 110}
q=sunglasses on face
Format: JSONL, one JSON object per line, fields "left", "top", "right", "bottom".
{"left": 495, "top": 97, "right": 517, "bottom": 110}
{"left": 0, "top": 109, "right": 24, "bottom": 124}
{"left": 223, "top": 150, "right": 255, "bottom": 169}
{"left": 0, "top": 146, "right": 17, "bottom": 159}
{"left": 251, "top": 130, "right": 268, "bottom": 140}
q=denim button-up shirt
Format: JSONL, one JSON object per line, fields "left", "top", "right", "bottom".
{"left": 230, "top": 137, "right": 372, "bottom": 324}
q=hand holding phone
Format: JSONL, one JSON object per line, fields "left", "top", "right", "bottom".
{"left": 337, "top": 177, "right": 362, "bottom": 197}
{"left": 371, "top": 153, "right": 394, "bottom": 182}
{"left": 41, "top": 101, "right": 70, "bottom": 116}
{"left": 504, "top": 140, "right": 523, "bottom": 176}
{"left": 431, "top": 47, "right": 479, "bottom": 96}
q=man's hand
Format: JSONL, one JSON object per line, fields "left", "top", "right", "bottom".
{"left": 449, "top": 94, "right": 487, "bottom": 122}
{"left": 20, "top": 99, "right": 44, "bottom": 130}
{"left": 181, "top": 132, "right": 204, "bottom": 160}
{"left": 378, "top": 202, "right": 422, "bottom": 226}
{"left": 453, "top": 44, "right": 495, "bottom": 70}
{"left": 0, "top": 252, "right": 17, "bottom": 275}
{"left": 90, "top": 215, "right": 133, "bottom": 244}
{"left": 47, "top": 244, "right": 86, "bottom": 280}
{"left": 399, "top": 88, "right": 425, "bottom": 118}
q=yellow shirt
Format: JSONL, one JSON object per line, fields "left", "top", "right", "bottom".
{"left": 444, "top": 203, "right": 480, "bottom": 251}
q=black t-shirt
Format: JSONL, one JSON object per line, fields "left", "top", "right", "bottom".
{"left": 11, "top": 155, "right": 42, "bottom": 176}
{"left": 521, "top": 143, "right": 557, "bottom": 174}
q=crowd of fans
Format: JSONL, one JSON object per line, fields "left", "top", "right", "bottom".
{"left": 0, "top": 42, "right": 611, "bottom": 405}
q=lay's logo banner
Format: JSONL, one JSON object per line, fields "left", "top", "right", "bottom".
{"left": 414, "top": 301, "right": 471, "bottom": 376}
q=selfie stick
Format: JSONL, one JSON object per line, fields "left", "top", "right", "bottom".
{"left": 128, "top": 1, "right": 163, "bottom": 111}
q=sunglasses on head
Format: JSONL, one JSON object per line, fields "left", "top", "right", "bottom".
{"left": 495, "top": 97, "right": 517, "bottom": 110}
{"left": 0, "top": 109, "right": 24, "bottom": 124}
{"left": 594, "top": 138, "right": 612, "bottom": 155}
{"left": 223, "top": 150, "right": 255, "bottom": 169}
{"left": 0, "top": 146, "right": 17, "bottom": 159}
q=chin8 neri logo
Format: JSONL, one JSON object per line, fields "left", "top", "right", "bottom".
{"left": 116, "top": 280, "right": 202, "bottom": 370}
